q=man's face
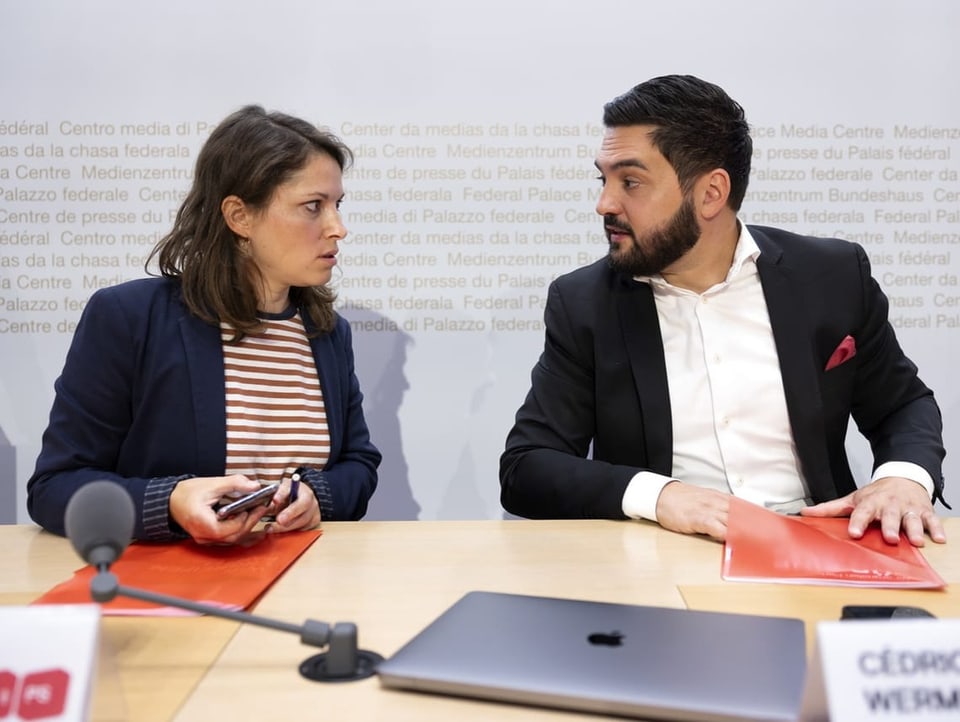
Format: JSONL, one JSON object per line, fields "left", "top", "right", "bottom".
{"left": 594, "top": 125, "right": 701, "bottom": 276}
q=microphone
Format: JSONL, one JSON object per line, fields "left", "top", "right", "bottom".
{"left": 64, "top": 479, "right": 382, "bottom": 681}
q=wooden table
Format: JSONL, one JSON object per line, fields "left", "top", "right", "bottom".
{"left": 1, "top": 519, "right": 956, "bottom": 721}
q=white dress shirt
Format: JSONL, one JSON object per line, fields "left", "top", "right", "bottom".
{"left": 621, "top": 224, "right": 933, "bottom": 521}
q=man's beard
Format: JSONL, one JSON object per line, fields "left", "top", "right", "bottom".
{"left": 605, "top": 196, "right": 701, "bottom": 277}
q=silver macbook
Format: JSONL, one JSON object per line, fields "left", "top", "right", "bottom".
{"left": 377, "top": 591, "right": 805, "bottom": 722}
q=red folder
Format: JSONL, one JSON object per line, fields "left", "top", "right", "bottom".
{"left": 33, "top": 529, "right": 321, "bottom": 615}
{"left": 722, "top": 498, "right": 945, "bottom": 589}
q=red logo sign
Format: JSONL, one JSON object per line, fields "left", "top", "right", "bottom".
{"left": 0, "top": 669, "right": 69, "bottom": 720}
{"left": 0, "top": 671, "right": 17, "bottom": 717}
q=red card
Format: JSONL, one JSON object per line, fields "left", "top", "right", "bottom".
{"left": 33, "top": 530, "right": 321, "bottom": 615}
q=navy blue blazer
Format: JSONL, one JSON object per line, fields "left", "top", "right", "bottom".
{"left": 500, "top": 226, "right": 946, "bottom": 518}
{"left": 27, "top": 278, "right": 381, "bottom": 538}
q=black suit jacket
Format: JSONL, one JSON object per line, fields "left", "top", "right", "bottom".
{"left": 500, "top": 225, "right": 945, "bottom": 518}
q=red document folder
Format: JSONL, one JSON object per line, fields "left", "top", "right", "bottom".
{"left": 33, "top": 529, "right": 321, "bottom": 616}
{"left": 722, "top": 498, "right": 945, "bottom": 589}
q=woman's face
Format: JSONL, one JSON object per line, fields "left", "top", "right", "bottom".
{"left": 240, "top": 152, "right": 346, "bottom": 313}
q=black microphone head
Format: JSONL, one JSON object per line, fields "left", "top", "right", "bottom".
{"left": 64, "top": 480, "right": 135, "bottom": 568}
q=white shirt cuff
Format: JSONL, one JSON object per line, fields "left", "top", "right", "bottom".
{"left": 621, "top": 471, "right": 678, "bottom": 522}
{"left": 872, "top": 461, "right": 934, "bottom": 499}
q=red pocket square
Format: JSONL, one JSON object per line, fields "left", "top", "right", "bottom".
{"left": 825, "top": 334, "right": 856, "bottom": 371}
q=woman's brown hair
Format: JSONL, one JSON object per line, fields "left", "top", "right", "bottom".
{"left": 147, "top": 105, "right": 353, "bottom": 338}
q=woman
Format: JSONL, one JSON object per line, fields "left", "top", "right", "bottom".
{"left": 27, "top": 105, "right": 381, "bottom": 544}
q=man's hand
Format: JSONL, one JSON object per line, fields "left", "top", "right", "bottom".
{"left": 654, "top": 481, "right": 730, "bottom": 541}
{"left": 801, "top": 477, "right": 946, "bottom": 547}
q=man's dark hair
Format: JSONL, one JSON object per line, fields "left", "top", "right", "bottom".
{"left": 603, "top": 75, "right": 752, "bottom": 210}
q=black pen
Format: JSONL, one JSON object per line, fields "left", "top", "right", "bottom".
{"left": 289, "top": 470, "right": 302, "bottom": 504}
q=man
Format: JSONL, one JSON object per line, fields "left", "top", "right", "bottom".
{"left": 500, "top": 74, "right": 947, "bottom": 546}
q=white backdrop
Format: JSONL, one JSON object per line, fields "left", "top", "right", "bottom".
{"left": 1, "top": 0, "right": 957, "bottom": 522}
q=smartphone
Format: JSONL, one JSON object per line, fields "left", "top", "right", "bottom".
{"left": 841, "top": 605, "right": 935, "bottom": 620}
{"left": 215, "top": 483, "right": 280, "bottom": 520}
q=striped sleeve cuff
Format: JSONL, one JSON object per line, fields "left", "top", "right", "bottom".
{"left": 297, "top": 468, "right": 334, "bottom": 521}
{"left": 143, "top": 475, "right": 193, "bottom": 541}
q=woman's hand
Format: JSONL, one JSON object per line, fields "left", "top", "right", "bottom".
{"left": 170, "top": 475, "right": 270, "bottom": 545}
{"left": 264, "top": 476, "right": 321, "bottom": 534}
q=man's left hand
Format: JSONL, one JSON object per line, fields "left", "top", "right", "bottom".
{"left": 801, "top": 477, "right": 946, "bottom": 547}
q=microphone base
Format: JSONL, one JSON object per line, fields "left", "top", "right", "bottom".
{"left": 299, "top": 650, "right": 384, "bottom": 682}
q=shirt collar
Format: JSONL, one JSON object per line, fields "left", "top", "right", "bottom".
{"left": 635, "top": 220, "right": 761, "bottom": 291}
{"left": 728, "top": 222, "right": 761, "bottom": 279}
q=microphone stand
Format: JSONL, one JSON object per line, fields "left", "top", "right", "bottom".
{"left": 90, "top": 568, "right": 383, "bottom": 682}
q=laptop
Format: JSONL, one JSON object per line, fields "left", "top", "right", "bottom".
{"left": 377, "top": 591, "right": 806, "bottom": 722}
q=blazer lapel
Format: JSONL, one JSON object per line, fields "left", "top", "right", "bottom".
{"left": 309, "top": 329, "right": 342, "bottom": 461}
{"left": 754, "top": 235, "right": 834, "bottom": 498}
{"left": 180, "top": 315, "right": 227, "bottom": 474}
{"left": 616, "top": 279, "right": 673, "bottom": 475}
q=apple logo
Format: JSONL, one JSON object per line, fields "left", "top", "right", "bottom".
{"left": 587, "top": 631, "right": 624, "bottom": 647}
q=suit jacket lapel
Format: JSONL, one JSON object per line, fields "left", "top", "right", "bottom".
{"left": 180, "top": 315, "right": 227, "bottom": 475}
{"left": 753, "top": 232, "right": 835, "bottom": 498}
{"left": 309, "top": 326, "right": 342, "bottom": 460}
{"left": 616, "top": 279, "right": 673, "bottom": 475}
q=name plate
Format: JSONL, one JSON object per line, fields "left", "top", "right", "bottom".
{"left": 0, "top": 605, "right": 100, "bottom": 721}
{"left": 802, "top": 618, "right": 960, "bottom": 721}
